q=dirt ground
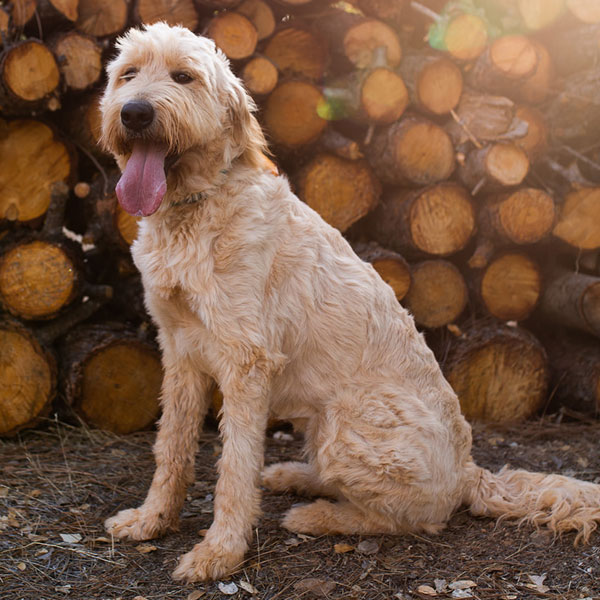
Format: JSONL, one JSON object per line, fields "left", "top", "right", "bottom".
{"left": 1, "top": 417, "right": 599, "bottom": 600}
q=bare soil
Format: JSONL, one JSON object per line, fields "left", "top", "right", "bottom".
{"left": 1, "top": 418, "right": 599, "bottom": 600}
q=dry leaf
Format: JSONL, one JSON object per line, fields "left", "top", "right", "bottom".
{"left": 55, "top": 585, "right": 71, "bottom": 594}
{"left": 451, "top": 590, "right": 473, "bottom": 599}
{"left": 187, "top": 591, "right": 205, "bottom": 600}
{"left": 333, "top": 543, "right": 354, "bottom": 553}
{"left": 94, "top": 536, "right": 112, "bottom": 543}
{"left": 218, "top": 581, "right": 238, "bottom": 595}
{"left": 17, "top": 562, "right": 26, "bottom": 571}
{"left": 135, "top": 543, "right": 157, "bottom": 554}
{"left": 357, "top": 539, "right": 379, "bottom": 554}
{"left": 0, "top": 486, "right": 8, "bottom": 498}
{"left": 449, "top": 580, "right": 476, "bottom": 590}
{"left": 294, "top": 578, "right": 336, "bottom": 596}
{"left": 239, "top": 580, "right": 258, "bottom": 594}
{"left": 133, "top": 597, "right": 149, "bottom": 600}
{"left": 526, "top": 574, "right": 549, "bottom": 593}
{"left": 434, "top": 579, "right": 447, "bottom": 593}
{"left": 60, "top": 533, "right": 82, "bottom": 544}
{"left": 284, "top": 536, "right": 302, "bottom": 547}
{"left": 27, "top": 534, "right": 48, "bottom": 542}
{"left": 417, "top": 585, "right": 437, "bottom": 596}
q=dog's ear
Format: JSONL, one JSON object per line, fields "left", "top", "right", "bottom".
{"left": 225, "top": 82, "right": 268, "bottom": 164}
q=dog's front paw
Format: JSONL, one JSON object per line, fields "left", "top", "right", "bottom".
{"left": 172, "top": 538, "right": 245, "bottom": 582}
{"left": 105, "top": 507, "right": 176, "bottom": 541}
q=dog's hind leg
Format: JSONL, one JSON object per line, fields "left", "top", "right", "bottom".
{"left": 105, "top": 353, "right": 213, "bottom": 541}
{"left": 262, "top": 461, "right": 339, "bottom": 497}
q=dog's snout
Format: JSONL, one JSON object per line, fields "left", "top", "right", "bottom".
{"left": 121, "top": 101, "right": 155, "bottom": 131}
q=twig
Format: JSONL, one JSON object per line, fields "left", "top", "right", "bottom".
{"left": 451, "top": 109, "right": 483, "bottom": 150}
{"left": 410, "top": 1, "right": 442, "bottom": 21}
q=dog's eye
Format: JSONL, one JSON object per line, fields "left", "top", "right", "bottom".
{"left": 171, "top": 71, "right": 193, "bottom": 84}
{"left": 121, "top": 68, "right": 138, "bottom": 81}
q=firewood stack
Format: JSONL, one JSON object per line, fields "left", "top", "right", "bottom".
{"left": 1, "top": 0, "right": 600, "bottom": 435}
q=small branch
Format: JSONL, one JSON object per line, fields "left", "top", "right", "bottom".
{"left": 42, "top": 181, "right": 69, "bottom": 238}
{"left": 450, "top": 109, "right": 483, "bottom": 150}
{"left": 410, "top": 1, "right": 441, "bottom": 21}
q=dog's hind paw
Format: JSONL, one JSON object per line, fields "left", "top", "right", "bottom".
{"left": 105, "top": 507, "right": 176, "bottom": 541}
{"left": 172, "top": 539, "right": 245, "bottom": 582}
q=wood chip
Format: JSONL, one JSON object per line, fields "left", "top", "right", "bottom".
{"left": 294, "top": 578, "right": 336, "bottom": 596}
{"left": 417, "top": 585, "right": 437, "bottom": 596}
{"left": 333, "top": 542, "right": 355, "bottom": 553}
{"left": 135, "top": 543, "right": 157, "bottom": 553}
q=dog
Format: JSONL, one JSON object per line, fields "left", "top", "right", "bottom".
{"left": 100, "top": 22, "right": 600, "bottom": 582}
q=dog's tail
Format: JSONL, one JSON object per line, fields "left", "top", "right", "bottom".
{"left": 462, "top": 459, "right": 600, "bottom": 543}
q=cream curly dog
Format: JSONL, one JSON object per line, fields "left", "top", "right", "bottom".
{"left": 101, "top": 22, "right": 600, "bottom": 582}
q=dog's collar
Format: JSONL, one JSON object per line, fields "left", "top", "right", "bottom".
{"left": 170, "top": 169, "right": 229, "bottom": 208}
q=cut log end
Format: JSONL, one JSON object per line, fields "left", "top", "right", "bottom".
{"left": 208, "top": 12, "right": 258, "bottom": 60}
{"left": 404, "top": 260, "right": 467, "bottom": 328}
{"left": 54, "top": 33, "right": 103, "bottom": 91}
{"left": 237, "top": 0, "right": 275, "bottom": 41}
{"left": 553, "top": 187, "right": 600, "bottom": 250}
{"left": 485, "top": 143, "right": 530, "bottom": 187}
{"left": 444, "top": 13, "right": 488, "bottom": 61}
{"left": 361, "top": 68, "right": 408, "bottom": 123}
{"left": 480, "top": 253, "right": 541, "bottom": 321}
{"left": 445, "top": 325, "right": 548, "bottom": 423}
{"left": 0, "top": 323, "right": 55, "bottom": 436}
{"left": 76, "top": 0, "right": 128, "bottom": 37}
{"left": 417, "top": 57, "right": 463, "bottom": 115}
{"left": 371, "top": 257, "right": 411, "bottom": 301}
{"left": 490, "top": 34, "right": 538, "bottom": 78}
{"left": 79, "top": 343, "right": 162, "bottom": 434}
{"left": 0, "top": 241, "right": 79, "bottom": 320}
{"left": 241, "top": 56, "right": 278, "bottom": 96}
{"left": 297, "top": 154, "right": 380, "bottom": 232}
{"left": 136, "top": 0, "right": 199, "bottom": 29}
{"left": 343, "top": 19, "right": 402, "bottom": 69}
{"left": 409, "top": 183, "right": 474, "bottom": 256}
{"left": 264, "top": 81, "right": 326, "bottom": 148}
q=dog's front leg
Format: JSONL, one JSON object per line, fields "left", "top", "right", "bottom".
{"left": 105, "top": 356, "right": 212, "bottom": 541}
{"left": 173, "top": 359, "right": 271, "bottom": 582}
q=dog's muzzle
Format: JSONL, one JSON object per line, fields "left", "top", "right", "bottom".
{"left": 121, "top": 100, "right": 155, "bottom": 132}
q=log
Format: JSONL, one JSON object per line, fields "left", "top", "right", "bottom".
{"left": 237, "top": 0, "right": 276, "bottom": 41}
{"left": 10, "top": 0, "right": 36, "bottom": 28}
{"left": 543, "top": 23, "right": 600, "bottom": 76}
{"left": 263, "top": 80, "right": 327, "bottom": 148}
{"left": 51, "top": 32, "right": 103, "bottom": 92}
{"left": 566, "top": 0, "right": 600, "bottom": 23}
{"left": 518, "top": 0, "right": 565, "bottom": 30}
{"left": 399, "top": 51, "right": 463, "bottom": 116}
{"left": 403, "top": 259, "right": 467, "bottom": 328}
{"left": 366, "top": 115, "right": 455, "bottom": 186}
{"left": 319, "top": 128, "right": 362, "bottom": 161}
{"left": 59, "top": 91, "right": 105, "bottom": 160}
{"left": 263, "top": 26, "right": 328, "bottom": 81}
{"left": 0, "top": 119, "right": 73, "bottom": 223}
{"left": 295, "top": 153, "right": 380, "bottom": 232}
{"left": 443, "top": 323, "right": 549, "bottom": 422}
{"left": 60, "top": 324, "right": 163, "bottom": 433}
{"left": 76, "top": 0, "right": 129, "bottom": 37}
{"left": 35, "top": 0, "right": 79, "bottom": 28}
{"left": 360, "top": 183, "right": 475, "bottom": 257}
{"left": 540, "top": 330, "right": 600, "bottom": 417}
{"left": 516, "top": 40, "right": 553, "bottom": 105}
{"left": 0, "top": 318, "right": 56, "bottom": 436}
{"left": 446, "top": 91, "right": 526, "bottom": 147}
{"left": 458, "top": 142, "right": 529, "bottom": 195}
{"left": 355, "top": 0, "right": 406, "bottom": 28}
{"left": 0, "top": 40, "right": 61, "bottom": 115}
{"left": 322, "top": 66, "right": 408, "bottom": 124}
{"left": 355, "top": 241, "right": 411, "bottom": 301}
{"left": 134, "top": 0, "right": 199, "bottom": 29}
{"left": 442, "top": 12, "right": 488, "bottom": 61}
{"left": 539, "top": 267, "right": 600, "bottom": 337}
{"left": 468, "top": 188, "right": 556, "bottom": 268}
{"left": 553, "top": 187, "right": 600, "bottom": 250}
{"left": 514, "top": 105, "right": 548, "bottom": 161}
{"left": 207, "top": 11, "right": 258, "bottom": 60}
{"left": 477, "top": 252, "right": 542, "bottom": 322}
{"left": 0, "top": 8, "right": 9, "bottom": 41}
{"left": 241, "top": 56, "right": 278, "bottom": 96}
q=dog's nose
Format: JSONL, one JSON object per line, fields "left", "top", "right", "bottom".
{"left": 121, "top": 101, "right": 154, "bottom": 131}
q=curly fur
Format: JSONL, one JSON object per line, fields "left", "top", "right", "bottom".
{"left": 100, "top": 22, "right": 600, "bottom": 582}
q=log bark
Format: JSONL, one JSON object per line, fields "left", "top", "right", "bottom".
{"left": 0, "top": 119, "right": 73, "bottom": 223}
{"left": 367, "top": 115, "right": 455, "bottom": 186}
{"left": 399, "top": 51, "right": 463, "bottom": 116}
{"left": 567, "top": 0, "right": 600, "bottom": 23}
{"left": 60, "top": 323, "right": 163, "bottom": 433}
{"left": 354, "top": 241, "right": 411, "bottom": 301}
{"left": 0, "top": 40, "right": 61, "bottom": 115}
{"left": 207, "top": 11, "right": 258, "bottom": 60}
{"left": 459, "top": 142, "right": 530, "bottom": 195}
{"left": 51, "top": 31, "right": 103, "bottom": 92}
{"left": 76, "top": 0, "right": 129, "bottom": 37}
{"left": 0, "top": 317, "right": 56, "bottom": 436}
{"left": 295, "top": 153, "right": 380, "bottom": 232}
{"left": 476, "top": 252, "right": 542, "bottom": 322}
{"left": 443, "top": 323, "right": 549, "bottom": 423}
{"left": 403, "top": 259, "right": 467, "bottom": 328}
{"left": 539, "top": 267, "right": 600, "bottom": 337}
{"left": 355, "top": 0, "right": 406, "bottom": 28}
{"left": 263, "top": 80, "right": 327, "bottom": 148}
{"left": 514, "top": 105, "right": 548, "bottom": 161}
{"left": 518, "top": 0, "right": 565, "bottom": 30}
{"left": 134, "top": 0, "right": 199, "bottom": 29}
{"left": 360, "top": 183, "right": 475, "bottom": 257}
{"left": 263, "top": 25, "right": 328, "bottom": 81}
{"left": 553, "top": 187, "right": 600, "bottom": 250}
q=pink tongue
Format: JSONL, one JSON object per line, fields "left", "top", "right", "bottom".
{"left": 116, "top": 141, "right": 168, "bottom": 216}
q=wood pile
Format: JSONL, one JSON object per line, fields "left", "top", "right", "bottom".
{"left": 1, "top": 0, "right": 600, "bottom": 435}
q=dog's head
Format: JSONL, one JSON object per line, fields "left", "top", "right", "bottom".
{"left": 101, "top": 22, "right": 267, "bottom": 217}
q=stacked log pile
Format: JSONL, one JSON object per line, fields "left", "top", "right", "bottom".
{"left": 2, "top": 0, "right": 600, "bottom": 435}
